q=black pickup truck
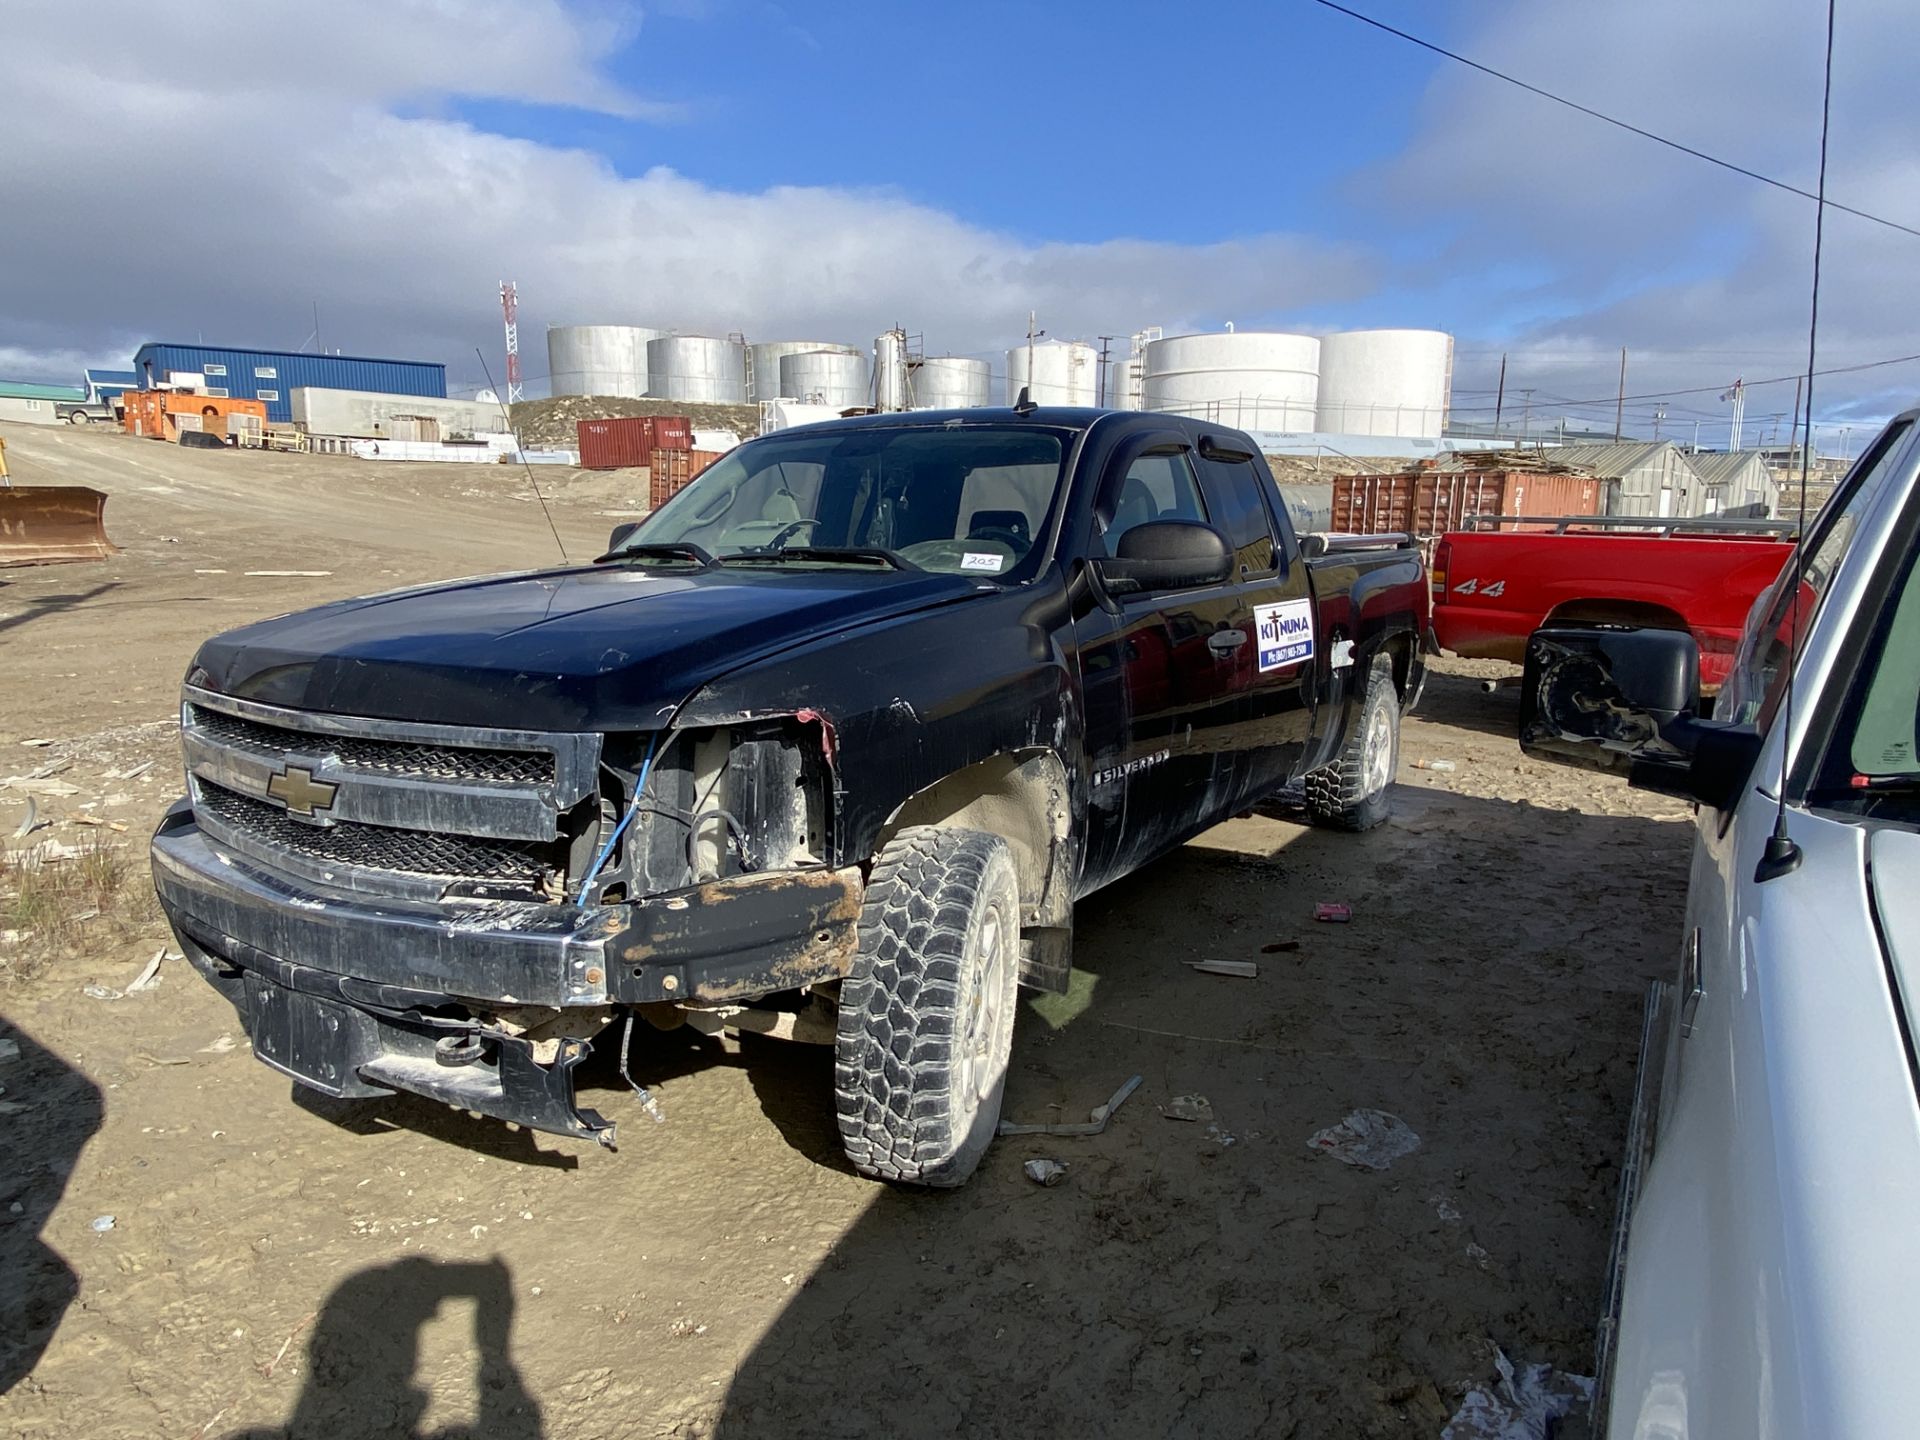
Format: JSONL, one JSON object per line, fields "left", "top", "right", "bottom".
{"left": 153, "top": 406, "right": 1428, "bottom": 1185}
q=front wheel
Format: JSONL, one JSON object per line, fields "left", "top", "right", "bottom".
{"left": 834, "top": 826, "right": 1021, "bottom": 1187}
{"left": 1304, "top": 653, "right": 1400, "bottom": 832}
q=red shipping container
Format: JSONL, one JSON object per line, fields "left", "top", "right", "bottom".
{"left": 1330, "top": 470, "right": 1605, "bottom": 538}
{"left": 577, "top": 416, "right": 653, "bottom": 470}
{"left": 650, "top": 415, "right": 693, "bottom": 451}
{"left": 647, "top": 448, "right": 725, "bottom": 510}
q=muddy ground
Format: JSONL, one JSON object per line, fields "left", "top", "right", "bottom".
{"left": 0, "top": 422, "right": 1691, "bottom": 1438}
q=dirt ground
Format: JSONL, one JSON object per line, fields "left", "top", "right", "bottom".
{"left": 0, "top": 422, "right": 1691, "bottom": 1439}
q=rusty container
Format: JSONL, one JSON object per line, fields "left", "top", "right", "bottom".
{"left": 650, "top": 415, "right": 693, "bottom": 451}
{"left": 120, "top": 391, "right": 268, "bottom": 442}
{"left": 1330, "top": 470, "right": 1604, "bottom": 537}
{"left": 577, "top": 416, "right": 654, "bottom": 470}
{"left": 647, "top": 447, "right": 724, "bottom": 509}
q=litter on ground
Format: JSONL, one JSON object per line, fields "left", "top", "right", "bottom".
{"left": 1162, "top": 1094, "right": 1214, "bottom": 1123}
{"left": 1306, "top": 1108, "right": 1421, "bottom": 1170}
{"left": 1441, "top": 1346, "right": 1594, "bottom": 1440}
{"left": 1022, "top": 1159, "right": 1068, "bottom": 1187}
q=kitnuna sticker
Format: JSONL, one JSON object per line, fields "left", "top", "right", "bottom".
{"left": 1255, "top": 599, "right": 1314, "bottom": 671}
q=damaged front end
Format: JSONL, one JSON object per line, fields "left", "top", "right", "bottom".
{"left": 153, "top": 691, "right": 850, "bottom": 1147}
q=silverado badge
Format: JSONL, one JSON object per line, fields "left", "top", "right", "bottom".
{"left": 266, "top": 765, "right": 338, "bottom": 817}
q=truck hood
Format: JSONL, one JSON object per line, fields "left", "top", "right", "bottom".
{"left": 191, "top": 563, "right": 986, "bottom": 730}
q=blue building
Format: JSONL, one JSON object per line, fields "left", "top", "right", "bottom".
{"left": 131, "top": 343, "right": 446, "bottom": 424}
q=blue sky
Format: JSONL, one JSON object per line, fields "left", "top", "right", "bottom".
{"left": 3, "top": 0, "right": 1917, "bottom": 444}
{"left": 454, "top": 2, "right": 1436, "bottom": 250}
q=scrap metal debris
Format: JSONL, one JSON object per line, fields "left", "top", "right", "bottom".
{"left": 1022, "top": 1158, "right": 1068, "bottom": 1187}
{"left": 997, "top": 1074, "right": 1143, "bottom": 1138}
{"left": 1187, "top": 959, "right": 1259, "bottom": 979}
{"left": 1306, "top": 1108, "right": 1421, "bottom": 1170}
{"left": 1162, "top": 1094, "right": 1214, "bottom": 1124}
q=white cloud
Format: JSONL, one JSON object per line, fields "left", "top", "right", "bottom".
{"left": 1360, "top": 0, "right": 1920, "bottom": 438}
{"left": 0, "top": 0, "right": 1375, "bottom": 394}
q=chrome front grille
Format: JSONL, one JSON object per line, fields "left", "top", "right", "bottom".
{"left": 196, "top": 784, "right": 560, "bottom": 885}
{"left": 180, "top": 687, "right": 600, "bottom": 899}
{"left": 186, "top": 705, "right": 556, "bottom": 786}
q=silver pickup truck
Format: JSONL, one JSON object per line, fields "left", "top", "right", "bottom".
{"left": 1520, "top": 409, "right": 1920, "bottom": 1438}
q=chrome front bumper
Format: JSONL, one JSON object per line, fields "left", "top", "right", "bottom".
{"left": 152, "top": 800, "right": 863, "bottom": 1143}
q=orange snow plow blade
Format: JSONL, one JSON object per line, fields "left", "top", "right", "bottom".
{"left": 0, "top": 486, "right": 118, "bottom": 567}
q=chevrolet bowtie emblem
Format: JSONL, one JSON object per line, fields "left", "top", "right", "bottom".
{"left": 266, "top": 765, "right": 338, "bottom": 817}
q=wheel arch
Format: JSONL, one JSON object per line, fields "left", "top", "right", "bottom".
{"left": 876, "top": 748, "right": 1075, "bottom": 992}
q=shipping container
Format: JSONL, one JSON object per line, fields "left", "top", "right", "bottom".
{"left": 578, "top": 416, "right": 653, "bottom": 470}
{"left": 131, "top": 343, "right": 446, "bottom": 425}
{"left": 121, "top": 390, "right": 269, "bottom": 441}
{"left": 291, "top": 388, "right": 500, "bottom": 440}
{"left": 577, "top": 414, "right": 694, "bottom": 469}
{"left": 1329, "top": 470, "right": 1605, "bottom": 537}
{"left": 648, "top": 447, "right": 724, "bottom": 509}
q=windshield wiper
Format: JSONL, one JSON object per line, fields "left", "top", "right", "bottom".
{"left": 719, "top": 546, "right": 919, "bottom": 571}
{"left": 593, "top": 541, "right": 717, "bottom": 568}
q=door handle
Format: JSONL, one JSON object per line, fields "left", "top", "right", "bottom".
{"left": 1207, "top": 629, "right": 1248, "bottom": 658}
{"left": 1679, "top": 928, "right": 1704, "bottom": 1038}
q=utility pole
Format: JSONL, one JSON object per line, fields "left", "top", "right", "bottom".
{"left": 1492, "top": 353, "right": 1507, "bottom": 438}
{"left": 1096, "top": 335, "right": 1116, "bottom": 407}
{"left": 498, "top": 282, "right": 524, "bottom": 404}
{"left": 1025, "top": 311, "right": 1045, "bottom": 403}
{"left": 1653, "top": 405, "right": 1666, "bottom": 441}
{"left": 1613, "top": 347, "right": 1627, "bottom": 442}
{"left": 1720, "top": 378, "right": 1746, "bottom": 452}
{"left": 1788, "top": 375, "right": 1804, "bottom": 471}
{"left": 1519, "top": 388, "right": 1534, "bottom": 443}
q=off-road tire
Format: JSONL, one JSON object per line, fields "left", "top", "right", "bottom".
{"left": 834, "top": 826, "right": 1020, "bottom": 1187}
{"left": 1305, "top": 654, "right": 1399, "bottom": 832}
{"left": 67, "top": 411, "right": 91, "bottom": 426}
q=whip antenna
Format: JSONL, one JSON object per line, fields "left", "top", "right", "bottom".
{"left": 1756, "top": 0, "right": 1836, "bottom": 883}
{"left": 476, "top": 347, "right": 569, "bottom": 564}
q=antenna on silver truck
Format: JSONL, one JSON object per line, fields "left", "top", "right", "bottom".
{"left": 1755, "top": 0, "right": 1836, "bottom": 884}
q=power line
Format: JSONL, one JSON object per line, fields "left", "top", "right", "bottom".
{"left": 1307, "top": 0, "right": 1920, "bottom": 243}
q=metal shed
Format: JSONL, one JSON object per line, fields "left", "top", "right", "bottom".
{"left": 1551, "top": 441, "right": 1703, "bottom": 518}
{"left": 131, "top": 343, "right": 446, "bottom": 425}
{"left": 1686, "top": 451, "right": 1779, "bottom": 517}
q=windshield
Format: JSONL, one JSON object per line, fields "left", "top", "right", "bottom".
{"left": 623, "top": 425, "right": 1071, "bottom": 579}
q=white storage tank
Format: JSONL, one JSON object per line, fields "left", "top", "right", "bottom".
{"left": 909, "top": 356, "right": 991, "bottom": 409}
{"left": 1005, "top": 339, "right": 1098, "bottom": 406}
{"left": 1315, "top": 329, "right": 1453, "bottom": 437}
{"left": 1141, "top": 330, "right": 1320, "bottom": 431}
{"left": 748, "top": 341, "right": 862, "bottom": 403}
{"left": 647, "top": 336, "right": 747, "bottom": 404}
{"left": 874, "top": 330, "right": 910, "bottom": 411}
{"left": 778, "top": 350, "right": 872, "bottom": 408}
{"left": 1106, "top": 355, "right": 1142, "bottom": 410}
{"left": 546, "top": 325, "right": 662, "bottom": 398}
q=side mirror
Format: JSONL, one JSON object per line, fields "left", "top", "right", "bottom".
{"left": 1518, "top": 626, "right": 1761, "bottom": 808}
{"left": 606, "top": 521, "right": 641, "bottom": 554}
{"left": 1095, "top": 520, "right": 1233, "bottom": 595}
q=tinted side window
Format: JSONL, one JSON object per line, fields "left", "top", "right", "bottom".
{"left": 1727, "top": 417, "right": 1914, "bottom": 728}
{"left": 1195, "top": 454, "right": 1278, "bottom": 575}
{"left": 1096, "top": 450, "right": 1208, "bottom": 556}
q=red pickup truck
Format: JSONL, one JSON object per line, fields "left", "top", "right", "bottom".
{"left": 1430, "top": 516, "right": 1795, "bottom": 690}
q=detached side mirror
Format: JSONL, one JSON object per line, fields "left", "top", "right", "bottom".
{"left": 605, "top": 521, "right": 641, "bottom": 554}
{"left": 1518, "top": 627, "right": 1761, "bottom": 808}
{"left": 1095, "top": 520, "right": 1233, "bottom": 595}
